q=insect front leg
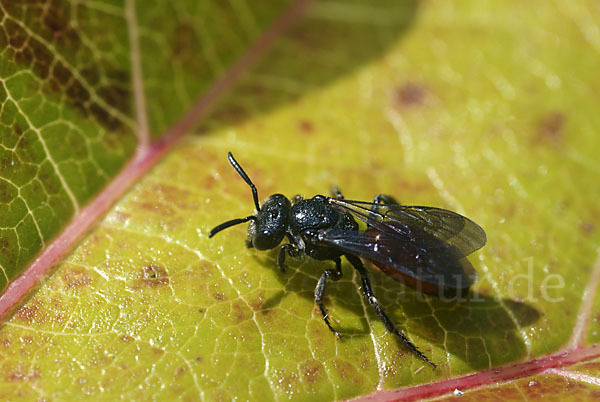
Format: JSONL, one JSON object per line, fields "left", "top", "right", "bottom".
{"left": 330, "top": 186, "right": 344, "bottom": 200}
{"left": 314, "top": 257, "right": 343, "bottom": 338}
{"left": 277, "top": 243, "right": 300, "bottom": 273}
{"left": 345, "top": 254, "right": 436, "bottom": 369}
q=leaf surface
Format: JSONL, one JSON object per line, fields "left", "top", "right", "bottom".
{"left": 1, "top": 0, "right": 600, "bottom": 400}
{"left": 0, "top": 0, "right": 295, "bottom": 291}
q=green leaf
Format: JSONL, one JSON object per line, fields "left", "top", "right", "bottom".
{"left": 0, "top": 0, "right": 293, "bottom": 290}
{"left": 1, "top": 0, "right": 600, "bottom": 400}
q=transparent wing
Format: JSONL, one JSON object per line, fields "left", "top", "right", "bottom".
{"left": 329, "top": 198, "right": 487, "bottom": 256}
{"left": 315, "top": 225, "right": 478, "bottom": 290}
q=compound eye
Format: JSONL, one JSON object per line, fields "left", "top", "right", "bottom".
{"left": 252, "top": 230, "right": 280, "bottom": 250}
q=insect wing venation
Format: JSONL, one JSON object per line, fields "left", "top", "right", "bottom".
{"left": 322, "top": 198, "right": 485, "bottom": 291}
{"left": 329, "top": 199, "right": 487, "bottom": 256}
{"left": 316, "top": 227, "right": 477, "bottom": 291}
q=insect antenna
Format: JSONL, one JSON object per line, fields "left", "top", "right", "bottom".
{"left": 208, "top": 216, "right": 256, "bottom": 238}
{"left": 227, "top": 152, "right": 261, "bottom": 212}
{"left": 208, "top": 152, "right": 261, "bottom": 238}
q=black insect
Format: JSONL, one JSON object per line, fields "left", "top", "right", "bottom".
{"left": 209, "top": 153, "right": 487, "bottom": 368}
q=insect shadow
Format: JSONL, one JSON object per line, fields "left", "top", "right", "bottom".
{"left": 208, "top": 153, "right": 534, "bottom": 369}
{"left": 195, "top": 0, "right": 419, "bottom": 132}
{"left": 257, "top": 252, "right": 540, "bottom": 370}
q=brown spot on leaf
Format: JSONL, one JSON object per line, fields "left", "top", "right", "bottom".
{"left": 202, "top": 174, "right": 217, "bottom": 190}
{"left": 175, "top": 366, "right": 187, "bottom": 377}
{"left": 97, "top": 84, "right": 129, "bottom": 112}
{"left": 195, "top": 262, "right": 214, "bottom": 281}
{"left": 5, "top": 367, "right": 41, "bottom": 382}
{"left": 580, "top": 221, "right": 595, "bottom": 235}
{"left": 42, "top": 0, "right": 79, "bottom": 49}
{"left": 394, "top": 82, "right": 427, "bottom": 107}
{"left": 245, "top": 82, "right": 267, "bottom": 99}
{"left": 62, "top": 267, "right": 92, "bottom": 289}
{"left": 65, "top": 80, "right": 91, "bottom": 106}
{"left": 80, "top": 65, "right": 100, "bottom": 86}
{"left": 231, "top": 299, "right": 251, "bottom": 323}
{"left": 134, "top": 265, "right": 170, "bottom": 289}
{"left": 0, "top": 336, "right": 11, "bottom": 348}
{"left": 213, "top": 292, "right": 226, "bottom": 301}
{"left": 5, "top": 19, "right": 27, "bottom": 48}
{"left": 300, "top": 359, "right": 325, "bottom": 384}
{"left": 0, "top": 234, "right": 17, "bottom": 267}
{"left": 249, "top": 292, "right": 265, "bottom": 311}
{"left": 138, "top": 201, "right": 174, "bottom": 216}
{"left": 360, "top": 356, "right": 370, "bottom": 370}
{"left": 38, "top": 163, "right": 61, "bottom": 195}
{"left": 13, "top": 123, "right": 23, "bottom": 137}
{"left": 89, "top": 103, "right": 124, "bottom": 132}
{"left": 51, "top": 61, "right": 71, "bottom": 87}
{"left": 21, "top": 336, "right": 33, "bottom": 344}
{"left": 298, "top": 119, "right": 314, "bottom": 135}
{"left": 120, "top": 335, "right": 134, "bottom": 343}
{"left": 16, "top": 299, "right": 45, "bottom": 324}
{"left": 211, "top": 104, "right": 249, "bottom": 124}
{"left": 15, "top": 130, "right": 41, "bottom": 164}
{"left": 333, "top": 358, "right": 354, "bottom": 380}
{"left": 535, "top": 111, "right": 565, "bottom": 145}
{"left": 273, "top": 368, "right": 301, "bottom": 393}
{"left": 171, "top": 21, "right": 197, "bottom": 61}
{"left": 31, "top": 38, "right": 53, "bottom": 79}
{"left": 0, "top": 178, "right": 17, "bottom": 203}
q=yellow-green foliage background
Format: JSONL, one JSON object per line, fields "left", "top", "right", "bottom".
{"left": 1, "top": 0, "right": 599, "bottom": 400}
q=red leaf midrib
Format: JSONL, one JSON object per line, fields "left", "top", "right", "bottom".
{"left": 355, "top": 345, "right": 600, "bottom": 401}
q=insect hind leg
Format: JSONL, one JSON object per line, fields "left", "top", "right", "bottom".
{"left": 314, "top": 257, "right": 343, "bottom": 338}
{"left": 345, "top": 253, "right": 436, "bottom": 369}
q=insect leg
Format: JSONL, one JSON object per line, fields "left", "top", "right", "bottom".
{"left": 345, "top": 253, "right": 436, "bottom": 369}
{"left": 314, "top": 258, "right": 343, "bottom": 338}
{"left": 373, "top": 194, "right": 400, "bottom": 205}
{"left": 371, "top": 194, "right": 400, "bottom": 214}
{"left": 330, "top": 186, "right": 344, "bottom": 200}
{"left": 367, "top": 194, "right": 401, "bottom": 227}
{"left": 277, "top": 243, "right": 299, "bottom": 273}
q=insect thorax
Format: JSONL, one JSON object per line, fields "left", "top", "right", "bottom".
{"left": 289, "top": 197, "right": 359, "bottom": 261}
